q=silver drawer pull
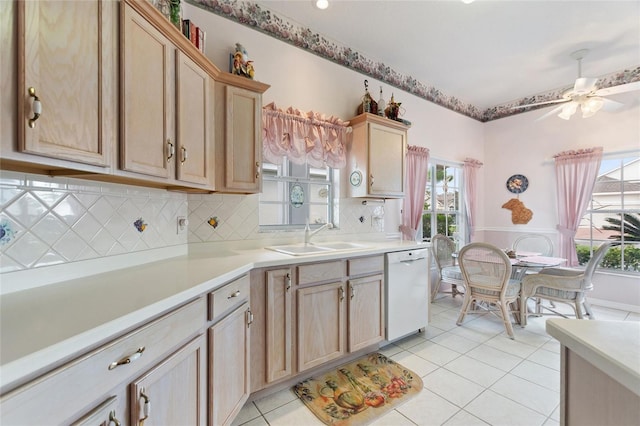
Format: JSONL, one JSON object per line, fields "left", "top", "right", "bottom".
{"left": 108, "top": 347, "right": 145, "bottom": 370}
{"left": 228, "top": 290, "right": 241, "bottom": 299}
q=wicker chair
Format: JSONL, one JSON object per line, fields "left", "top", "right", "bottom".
{"left": 456, "top": 242, "right": 521, "bottom": 339}
{"left": 519, "top": 242, "right": 611, "bottom": 327}
{"left": 513, "top": 234, "right": 554, "bottom": 257}
{"left": 430, "top": 234, "right": 464, "bottom": 301}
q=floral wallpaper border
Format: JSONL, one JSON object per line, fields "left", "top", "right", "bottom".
{"left": 188, "top": 0, "right": 640, "bottom": 122}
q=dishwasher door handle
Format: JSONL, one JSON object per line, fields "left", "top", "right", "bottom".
{"left": 399, "top": 258, "right": 426, "bottom": 264}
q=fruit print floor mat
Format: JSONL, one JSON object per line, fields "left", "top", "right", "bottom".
{"left": 293, "top": 353, "right": 423, "bottom": 426}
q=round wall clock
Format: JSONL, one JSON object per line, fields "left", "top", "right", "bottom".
{"left": 350, "top": 170, "right": 363, "bottom": 187}
{"left": 506, "top": 174, "right": 529, "bottom": 194}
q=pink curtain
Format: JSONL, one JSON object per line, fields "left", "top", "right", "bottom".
{"left": 554, "top": 147, "right": 603, "bottom": 266}
{"left": 400, "top": 146, "right": 430, "bottom": 240}
{"left": 262, "top": 102, "right": 350, "bottom": 168}
{"left": 463, "top": 158, "right": 483, "bottom": 241}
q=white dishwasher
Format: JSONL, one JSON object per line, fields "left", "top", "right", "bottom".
{"left": 385, "top": 248, "right": 430, "bottom": 342}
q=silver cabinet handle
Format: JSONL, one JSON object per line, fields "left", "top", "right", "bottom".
{"left": 246, "top": 308, "right": 254, "bottom": 327}
{"left": 339, "top": 287, "right": 345, "bottom": 302}
{"left": 138, "top": 388, "right": 150, "bottom": 426}
{"left": 227, "top": 290, "right": 240, "bottom": 299}
{"left": 255, "top": 161, "right": 260, "bottom": 179}
{"left": 286, "top": 272, "right": 291, "bottom": 291}
{"left": 180, "top": 146, "right": 188, "bottom": 164}
{"left": 28, "top": 87, "right": 42, "bottom": 128}
{"left": 109, "top": 410, "right": 121, "bottom": 426}
{"left": 108, "top": 347, "right": 145, "bottom": 370}
{"left": 370, "top": 174, "right": 375, "bottom": 187}
{"left": 166, "top": 140, "right": 175, "bottom": 162}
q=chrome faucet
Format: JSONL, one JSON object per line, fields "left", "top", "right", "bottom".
{"left": 304, "top": 221, "right": 334, "bottom": 245}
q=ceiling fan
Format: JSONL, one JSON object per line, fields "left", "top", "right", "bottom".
{"left": 513, "top": 49, "right": 640, "bottom": 121}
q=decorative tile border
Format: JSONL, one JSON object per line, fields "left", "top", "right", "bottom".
{"left": 188, "top": 0, "right": 640, "bottom": 122}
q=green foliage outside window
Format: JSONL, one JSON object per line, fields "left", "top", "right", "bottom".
{"left": 576, "top": 244, "right": 640, "bottom": 271}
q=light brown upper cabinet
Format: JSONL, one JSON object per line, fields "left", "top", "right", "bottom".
{"left": 214, "top": 82, "right": 267, "bottom": 193}
{"left": 346, "top": 113, "right": 408, "bottom": 198}
{"left": 16, "top": 0, "right": 116, "bottom": 167}
{"left": 120, "top": 2, "right": 213, "bottom": 189}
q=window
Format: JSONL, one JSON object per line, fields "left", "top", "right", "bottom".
{"left": 422, "top": 161, "right": 464, "bottom": 247}
{"left": 578, "top": 155, "right": 640, "bottom": 272}
{"left": 259, "top": 159, "right": 337, "bottom": 230}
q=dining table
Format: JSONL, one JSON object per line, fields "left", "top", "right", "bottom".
{"left": 509, "top": 253, "right": 567, "bottom": 280}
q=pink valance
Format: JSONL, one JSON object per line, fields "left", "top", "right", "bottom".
{"left": 262, "top": 102, "right": 350, "bottom": 168}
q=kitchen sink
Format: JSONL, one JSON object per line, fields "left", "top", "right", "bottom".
{"left": 265, "top": 242, "right": 370, "bottom": 256}
{"left": 265, "top": 244, "right": 334, "bottom": 256}
{"left": 315, "top": 242, "right": 369, "bottom": 250}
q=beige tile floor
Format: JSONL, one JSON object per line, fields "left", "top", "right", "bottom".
{"left": 233, "top": 295, "right": 638, "bottom": 426}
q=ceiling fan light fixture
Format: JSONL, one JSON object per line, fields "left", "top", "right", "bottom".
{"left": 581, "top": 97, "right": 604, "bottom": 118}
{"left": 558, "top": 102, "right": 578, "bottom": 120}
{"left": 315, "top": 0, "right": 329, "bottom": 10}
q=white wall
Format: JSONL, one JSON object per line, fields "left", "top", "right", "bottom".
{"left": 183, "top": 3, "right": 485, "bottom": 238}
{"left": 482, "top": 91, "right": 640, "bottom": 310}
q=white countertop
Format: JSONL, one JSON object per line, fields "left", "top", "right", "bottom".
{"left": 0, "top": 240, "right": 425, "bottom": 393}
{"left": 546, "top": 318, "right": 640, "bottom": 397}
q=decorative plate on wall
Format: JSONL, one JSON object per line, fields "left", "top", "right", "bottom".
{"left": 290, "top": 183, "right": 305, "bottom": 208}
{"left": 506, "top": 174, "right": 529, "bottom": 194}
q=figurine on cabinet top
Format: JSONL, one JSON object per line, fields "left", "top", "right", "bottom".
{"left": 385, "top": 93, "right": 401, "bottom": 121}
{"left": 230, "top": 42, "right": 255, "bottom": 79}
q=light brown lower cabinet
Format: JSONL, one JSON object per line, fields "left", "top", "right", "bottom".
{"left": 0, "top": 298, "right": 205, "bottom": 425}
{"left": 250, "top": 267, "right": 296, "bottom": 393}
{"left": 129, "top": 335, "right": 207, "bottom": 425}
{"left": 297, "top": 280, "right": 347, "bottom": 372}
{"left": 209, "top": 302, "right": 251, "bottom": 426}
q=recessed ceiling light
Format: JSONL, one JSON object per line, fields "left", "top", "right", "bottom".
{"left": 461, "top": 0, "right": 475, "bottom": 4}
{"left": 315, "top": 0, "right": 329, "bottom": 10}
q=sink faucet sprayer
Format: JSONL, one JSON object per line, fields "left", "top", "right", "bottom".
{"left": 304, "top": 221, "right": 333, "bottom": 245}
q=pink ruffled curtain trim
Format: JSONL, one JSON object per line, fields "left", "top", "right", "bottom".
{"left": 400, "top": 146, "right": 430, "bottom": 241}
{"left": 463, "top": 158, "right": 483, "bottom": 241}
{"left": 554, "top": 147, "right": 603, "bottom": 266}
{"left": 262, "top": 102, "right": 350, "bottom": 168}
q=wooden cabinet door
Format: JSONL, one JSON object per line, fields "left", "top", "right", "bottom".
{"left": 298, "top": 282, "right": 346, "bottom": 372}
{"left": 18, "top": 0, "right": 114, "bottom": 166}
{"left": 121, "top": 2, "right": 173, "bottom": 178}
{"left": 265, "top": 268, "right": 293, "bottom": 383}
{"left": 129, "top": 335, "right": 207, "bottom": 426}
{"left": 348, "top": 274, "right": 385, "bottom": 352}
{"left": 175, "top": 50, "right": 212, "bottom": 187}
{"left": 368, "top": 123, "right": 405, "bottom": 197}
{"left": 221, "top": 85, "right": 262, "bottom": 192}
{"left": 209, "top": 302, "right": 250, "bottom": 426}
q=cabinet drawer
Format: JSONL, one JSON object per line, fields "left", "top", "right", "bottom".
{"left": 348, "top": 255, "right": 384, "bottom": 276}
{"left": 208, "top": 274, "right": 250, "bottom": 321}
{"left": 0, "top": 298, "right": 205, "bottom": 425}
{"left": 297, "top": 261, "right": 345, "bottom": 285}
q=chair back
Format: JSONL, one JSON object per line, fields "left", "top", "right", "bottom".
{"left": 513, "top": 234, "right": 554, "bottom": 256}
{"left": 584, "top": 242, "right": 612, "bottom": 283}
{"left": 458, "top": 242, "right": 511, "bottom": 295}
{"left": 431, "top": 234, "right": 455, "bottom": 269}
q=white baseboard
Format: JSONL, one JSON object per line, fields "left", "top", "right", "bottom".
{"left": 589, "top": 297, "right": 640, "bottom": 314}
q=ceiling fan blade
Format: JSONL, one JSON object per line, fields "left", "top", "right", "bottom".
{"left": 573, "top": 77, "right": 598, "bottom": 94}
{"left": 511, "top": 98, "right": 568, "bottom": 110}
{"left": 535, "top": 104, "right": 567, "bottom": 121}
{"left": 594, "top": 81, "right": 640, "bottom": 96}
{"left": 600, "top": 97, "right": 624, "bottom": 112}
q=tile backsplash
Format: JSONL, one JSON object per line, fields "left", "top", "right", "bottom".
{"left": 1, "top": 171, "right": 388, "bottom": 275}
{"left": 0, "top": 171, "right": 188, "bottom": 273}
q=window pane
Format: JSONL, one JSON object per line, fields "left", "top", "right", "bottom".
{"left": 259, "top": 160, "right": 335, "bottom": 229}
{"left": 582, "top": 155, "right": 640, "bottom": 273}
